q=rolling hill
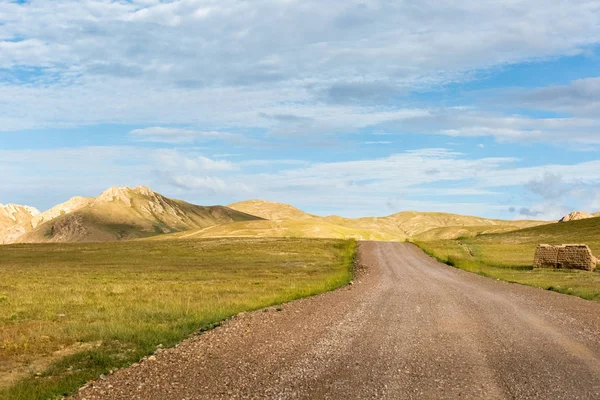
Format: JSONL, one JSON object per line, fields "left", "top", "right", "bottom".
{"left": 3, "top": 186, "right": 262, "bottom": 243}
{"left": 2, "top": 194, "right": 550, "bottom": 244}
{"left": 464, "top": 214, "right": 600, "bottom": 256}
{"left": 228, "top": 199, "right": 317, "bottom": 221}
{"left": 164, "top": 200, "right": 546, "bottom": 241}
{"left": 414, "top": 215, "right": 600, "bottom": 300}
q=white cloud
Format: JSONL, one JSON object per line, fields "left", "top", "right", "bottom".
{"left": 502, "top": 76, "right": 600, "bottom": 116}
{"left": 378, "top": 109, "right": 600, "bottom": 146}
{"left": 195, "top": 156, "right": 235, "bottom": 171}
{"left": 3, "top": 0, "right": 599, "bottom": 83}
{"left": 154, "top": 150, "right": 237, "bottom": 171}
{"left": 0, "top": 0, "right": 599, "bottom": 146}
{"left": 159, "top": 174, "right": 252, "bottom": 195}
{"left": 2, "top": 145, "right": 600, "bottom": 219}
{"left": 240, "top": 159, "right": 308, "bottom": 167}
{"left": 130, "top": 127, "right": 243, "bottom": 143}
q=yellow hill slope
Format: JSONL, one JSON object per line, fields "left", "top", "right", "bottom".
{"left": 228, "top": 199, "right": 317, "bottom": 220}
{"left": 157, "top": 218, "right": 404, "bottom": 241}
{"left": 162, "top": 200, "right": 546, "bottom": 241}
{"left": 12, "top": 186, "right": 262, "bottom": 243}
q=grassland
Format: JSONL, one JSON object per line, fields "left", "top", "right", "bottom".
{"left": 159, "top": 218, "right": 408, "bottom": 242}
{"left": 415, "top": 217, "right": 600, "bottom": 301}
{"left": 0, "top": 238, "right": 355, "bottom": 400}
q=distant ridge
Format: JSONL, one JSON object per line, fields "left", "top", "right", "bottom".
{"left": 1, "top": 186, "right": 262, "bottom": 244}
{"left": 170, "top": 200, "right": 547, "bottom": 242}
{"left": 1, "top": 194, "right": 552, "bottom": 244}
{"left": 228, "top": 199, "right": 317, "bottom": 221}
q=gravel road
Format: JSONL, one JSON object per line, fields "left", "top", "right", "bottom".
{"left": 74, "top": 242, "right": 600, "bottom": 399}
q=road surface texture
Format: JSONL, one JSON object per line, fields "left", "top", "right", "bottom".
{"left": 74, "top": 242, "right": 600, "bottom": 399}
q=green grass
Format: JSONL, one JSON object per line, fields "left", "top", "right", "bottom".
{"left": 0, "top": 238, "right": 356, "bottom": 400}
{"left": 414, "top": 217, "right": 600, "bottom": 301}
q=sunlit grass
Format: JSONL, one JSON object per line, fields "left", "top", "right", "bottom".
{"left": 0, "top": 238, "right": 356, "bottom": 400}
{"left": 414, "top": 217, "right": 600, "bottom": 301}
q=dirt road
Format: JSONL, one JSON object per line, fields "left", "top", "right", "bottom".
{"left": 75, "top": 242, "right": 600, "bottom": 399}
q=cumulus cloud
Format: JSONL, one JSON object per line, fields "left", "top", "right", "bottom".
{"left": 515, "top": 204, "right": 574, "bottom": 221}
{"left": 3, "top": 1, "right": 600, "bottom": 217}
{"left": 518, "top": 207, "right": 543, "bottom": 217}
{"left": 378, "top": 109, "right": 600, "bottom": 145}
{"left": 156, "top": 173, "right": 252, "bottom": 195}
{"left": 524, "top": 172, "right": 570, "bottom": 200}
{"left": 2, "top": 145, "right": 600, "bottom": 218}
{"left": 154, "top": 150, "right": 237, "bottom": 171}
{"left": 0, "top": 0, "right": 600, "bottom": 146}
{"left": 5, "top": 0, "right": 600, "bottom": 83}
{"left": 320, "top": 81, "right": 407, "bottom": 105}
{"left": 514, "top": 172, "right": 600, "bottom": 220}
{"left": 508, "top": 76, "right": 600, "bottom": 116}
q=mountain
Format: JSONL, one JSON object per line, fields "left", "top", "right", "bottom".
{"left": 0, "top": 203, "right": 40, "bottom": 244}
{"left": 162, "top": 200, "right": 546, "bottom": 242}
{"left": 228, "top": 200, "right": 317, "bottom": 221}
{"left": 559, "top": 211, "right": 595, "bottom": 223}
{"left": 31, "top": 196, "right": 94, "bottom": 228}
{"left": 1, "top": 195, "right": 550, "bottom": 244}
{"left": 3, "top": 186, "right": 262, "bottom": 244}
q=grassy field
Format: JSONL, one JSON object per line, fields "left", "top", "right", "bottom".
{"left": 0, "top": 238, "right": 356, "bottom": 400}
{"left": 415, "top": 217, "right": 600, "bottom": 301}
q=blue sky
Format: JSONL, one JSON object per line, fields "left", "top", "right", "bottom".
{"left": 1, "top": 0, "right": 600, "bottom": 219}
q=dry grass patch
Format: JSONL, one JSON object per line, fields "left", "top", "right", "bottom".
{"left": 0, "top": 238, "right": 355, "bottom": 400}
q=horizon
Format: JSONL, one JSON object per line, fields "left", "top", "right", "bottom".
{"left": 0, "top": 184, "right": 566, "bottom": 222}
{"left": 2, "top": 1, "right": 600, "bottom": 220}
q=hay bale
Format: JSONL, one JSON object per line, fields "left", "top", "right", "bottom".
{"left": 533, "top": 244, "right": 596, "bottom": 271}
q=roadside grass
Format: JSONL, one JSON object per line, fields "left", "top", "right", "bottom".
{"left": 0, "top": 238, "right": 356, "bottom": 400}
{"left": 414, "top": 217, "right": 600, "bottom": 301}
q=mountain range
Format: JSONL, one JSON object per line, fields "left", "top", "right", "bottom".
{"left": 174, "top": 200, "right": 546, "bottom": 242}
{"left": 0, "top": 186, "right": 261, "bottom": 244}
{"left": 3, "top": 185, "right": 597, "bottom": 244}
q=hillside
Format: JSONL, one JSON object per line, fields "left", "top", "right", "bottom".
{"left": 161, "top": 200, "right": 545, "bottom": 241}
{"left": 6, "top": 186, "right": 262, "bottom": 243}
{"left": 2, "top": 195, "right": 549, "bottom": 244}
{"left": 228, "top": 200, "right": 316, "bottom": 221}
{"left": 388, "top": 211, "right": 543, "bottom": 237}
{"left": 154, "top": 218, "right": 406, "bottom": 241}
{"left": 468, "top": 215, "right": 600, "bottom": 256}
{"left": 417, "top": 215, "right": 600, "bottom": 272}
{"left": 415, "top": 216, "right": 600, "bottom": 300}
{"left": 409, "top": 225, "right": 536, "bottom": 241}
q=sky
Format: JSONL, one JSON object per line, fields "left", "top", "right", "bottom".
{"left": 1, "top": 0, "right": 600, "bottom": 220}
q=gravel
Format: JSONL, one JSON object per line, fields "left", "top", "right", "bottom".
{"left": 73, "top": 242, "right": 600, "bottom": 399}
